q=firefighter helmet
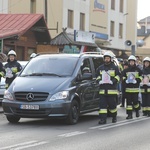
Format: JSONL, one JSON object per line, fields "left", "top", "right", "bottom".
{"left": 143, "top": 57, "right": 150, "bottom": 62}
{"left": 128, "top": 55, "right": 136, "bottom": 61}
{"left": 30, "top": 53, "right": 36, "bottom": 59}
{"left": 103, "top": 51, "right": 115, "bottom": 60}
{"left": 8, "top": 50, "right": 16, "bottom": 56}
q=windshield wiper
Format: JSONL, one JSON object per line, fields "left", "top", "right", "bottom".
{"left": 20, "top": 73, "right": 63, "bottom": 77}
{"left": 41, "top": 73, "right": 63, "bottom": 77}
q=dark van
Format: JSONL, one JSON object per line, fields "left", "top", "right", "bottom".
{"left": 2, "top": 53, "right": 120, "bottom": 124}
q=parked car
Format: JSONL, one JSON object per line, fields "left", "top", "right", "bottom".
{"left": 0, "top": 61, "right": 28, "bottom": 103}
{"left": 2, "top": 53, "right": 120, "bottom": 124}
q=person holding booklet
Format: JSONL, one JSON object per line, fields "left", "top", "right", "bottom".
{"left": 122, "top": 55, "right": 142, "bottom": 119}
{"left": 140, "top": 57, "right": 150, "bottom": 116}
{"left": 96, "top": 51, "right": 120, "bottom": 124}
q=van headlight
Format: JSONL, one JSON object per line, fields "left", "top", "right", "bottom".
{"left": 4, "top": 90, "right": 14, "bottom": 101}
{"left": 49, "top": 91, "right": 69, "bottom": 101}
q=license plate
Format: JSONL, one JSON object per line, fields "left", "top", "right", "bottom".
{"left": 20, "top": 105, "right": 39, "bottom": 110}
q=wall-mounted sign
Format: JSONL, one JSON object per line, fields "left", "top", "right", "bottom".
{"left": 74, "top": 30, "right": 95, "bottom": 43}
{"left": 93, "top": 0, "right": 105, "bottom": 13}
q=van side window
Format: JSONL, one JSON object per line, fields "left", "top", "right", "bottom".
{"left": 81, "top": 58, "right": 91, "bottom": 74}
{"left": 92, "top": 57, "right": 103, "bottom": 72}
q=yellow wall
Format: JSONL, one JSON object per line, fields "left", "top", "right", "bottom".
{"left": 8, "top": 0, "right": 63, "bottom": 38}
{"left": 89, "top": 0, "right": 108, "bottom": 34}
{"left": 46, "top": 0, "right": 63, "bottom": 38}
{"left": 126, "top": 0, "right": 137, "bottom": 45}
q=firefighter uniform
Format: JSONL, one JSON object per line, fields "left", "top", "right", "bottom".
{"left": 4, "top": 50, "right": 22, "bottom": 89}
{"left": 0, "top": 62, "right": 5, "bottom": 80}
{"left": 122, "top": 55, "right": 142, "bottom": 119}
{"left": 96, "top": 51, "right": 120, "bottom": 124}
{"left": 140, "top": 57, "right": 150, "bottom": 116}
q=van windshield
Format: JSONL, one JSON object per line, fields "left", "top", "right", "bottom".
{"left": 21, "top": 57, "right": 78, "bottom": 77}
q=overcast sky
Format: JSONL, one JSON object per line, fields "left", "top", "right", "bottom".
{"left": 137, "top": 0, "right": 150, "bottom": 21}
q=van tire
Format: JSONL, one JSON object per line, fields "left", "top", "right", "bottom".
{"left": 6, "top": 116, "right": 20, "bottom": 123}
{"left": 66, "top": 100, "right": 79, "bottom": 125}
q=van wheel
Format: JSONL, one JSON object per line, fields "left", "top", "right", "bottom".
{"left": 66, "top": 100, "right": 79, "bottom": 125}
{"left": 6, "top": 116, "right": 20, "bottom": 123}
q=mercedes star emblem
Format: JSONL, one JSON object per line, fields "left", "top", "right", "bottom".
{"left": 26, "top": 93, "right": 34, "bottom": 101}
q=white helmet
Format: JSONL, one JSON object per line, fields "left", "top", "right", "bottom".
{"left": 143, "top": 57, "right": 150, "bottom": 62}
{"left": 8, "top": 50, "right": 16, "bottom": 56}
{"left": 30, "top": 53, "right": 36, "bottom": 59}
{"left": 104, "top": 51, "right": 115, "bottom": 58}
{"left": 128, "top": 55, "right": 136, "bottom": 61}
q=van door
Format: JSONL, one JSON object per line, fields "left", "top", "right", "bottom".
{"left": 77, "top": 58, "right": 96, "bottom": 111}
{"left": 90, "top": 56, "right": 104, "bottom": 108}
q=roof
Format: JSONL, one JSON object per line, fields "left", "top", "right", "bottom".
{"left": 50, "top": 30, "right": 98, "bottom": 47}
{"left": 138, "top": 16, "right": 150, "bottom": 23}
{"left": 0, "top": 14, "right": 51, "bottom": 41}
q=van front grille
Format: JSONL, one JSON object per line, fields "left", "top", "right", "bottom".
{"left": 14, "top": 92, "right": 49, "bottom": 102}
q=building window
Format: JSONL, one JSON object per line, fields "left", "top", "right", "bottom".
{"left": 111, "top": 0, "right": 115, "bottom": 10}
{"left": 119, "top": 23, "right": 123, "bottom": 38}
{"left": 110, "top": 21, "right": 115, "bottom": 37}
{"left": 68, "top": 10, "right": 74, "bottom": 28}
{"left": 80, "top": 13, "right": 85, "bottom": 31}
{"left": 119, "top": 0, "right": 124, "bottom": 13}
{"left": 30, "top": 0, "right": 36, "bottom": 13}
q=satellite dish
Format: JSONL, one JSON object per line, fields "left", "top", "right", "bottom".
{"left": 136, "top": 39, "right": 144, "bottom": 47}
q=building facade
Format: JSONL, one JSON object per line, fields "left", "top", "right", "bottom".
{"left": 0, "top": 0, "right": 8, "bottom": 13}
{"left": 7, "top": 0, "right": 137, "bottom": 57}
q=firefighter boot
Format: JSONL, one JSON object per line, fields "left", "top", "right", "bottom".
{"left": 143, "top": 112, "right": 147, "bottom": 116}
{"left": 136, "top": 110, "right": 140, "bottom": 118}
{"left": 126, "top": 114, "right": 133, "bottom": 119}
{"left": 112, "top": 116, "right": 117, "bottom": 123}
{"left": 147, "top": 111, "right": 150, "bottom": 117}
{"left": 98, "top": 119, "right": 106, "bottom": 124}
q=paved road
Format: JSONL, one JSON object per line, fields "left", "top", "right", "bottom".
{"left": 0, "top": 106, "right": 150, "bottom": 150}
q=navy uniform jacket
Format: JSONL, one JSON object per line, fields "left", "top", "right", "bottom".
{"left": 96, "top": 62, "right": 120, "bottom": 95}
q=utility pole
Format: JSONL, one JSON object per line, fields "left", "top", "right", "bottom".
{"left": 45, "top": 0, "right": 47, "bottom": 23}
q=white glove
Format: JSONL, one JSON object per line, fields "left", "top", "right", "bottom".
{"left": 140, "top": 82, "right": 143, "bottom": 86}
{"left": 99, "top": 81, "right": 103, "bottom": 85}
{"left": 109, "top": 80, "right": 113, "bottom": 84}
{"left": 133, "top": 80, "right": 137, "bottom": 84}
{"left": 126, "top": 80, "right": 129, "bottom": 84}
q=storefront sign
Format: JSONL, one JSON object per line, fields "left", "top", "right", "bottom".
{"left": 74, "top": 30, "right": 95, "bottom": 43}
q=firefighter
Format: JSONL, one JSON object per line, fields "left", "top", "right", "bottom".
{"left": 140, "top": 57, "right": 150, "bottom": 116}
{"left": 120, "top": 60, "right": 129, "bottom": 107}
{"left": 0, "top": 61, "right": 5, "bottom": 81}
{"left": 30, "top": 53, "right": 36, "bottom": 60}
{"left": 4, "top": 50, "right": 22, "bottom": 89}
{"left": 96, "top": 51, "right": 120, "bottom": 124}
{"left": 122, "top": 55, "right": 142, "bottom": 119}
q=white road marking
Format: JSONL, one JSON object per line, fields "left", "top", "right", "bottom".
{"left": 0, "top": 141, "right": 48, "bottom": 150}
{"left": 89, "top": 116, "right": 150, "bottom": 130}
{"left": 100, "top": 117, "right": 150, "bottom": 130}
{"left": 11, "top": 141, "right": 48, "bottom": 150}
{"left": 58, "top": 131, "right": 86, "bottom": 137}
